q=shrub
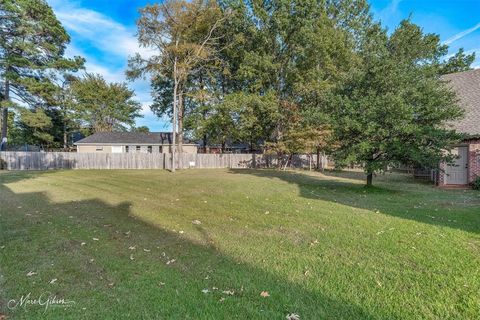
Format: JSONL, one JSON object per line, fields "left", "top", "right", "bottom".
{"left": 471, "top": 176, "right": 480, "bottom": 190}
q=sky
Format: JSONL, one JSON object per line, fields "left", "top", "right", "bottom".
{"left": 46, "top": 0, "right": 480, "bottom": 131}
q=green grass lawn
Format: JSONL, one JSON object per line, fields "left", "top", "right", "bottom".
{"left": 0, "top": 169, "right": 479, "bottom": 319}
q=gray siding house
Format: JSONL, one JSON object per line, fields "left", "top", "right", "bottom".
{"left": 75, "top": 132, "right": 198, "bottom": 154}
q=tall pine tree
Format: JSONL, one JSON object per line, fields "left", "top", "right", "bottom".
{"left": 0, "top": 0, "right": 84, "bottom": 149}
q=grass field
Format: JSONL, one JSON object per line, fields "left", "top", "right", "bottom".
{"left": 0, "top": 169, "right": 479, "bottom": 319}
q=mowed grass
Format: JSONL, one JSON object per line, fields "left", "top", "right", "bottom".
{"left": 0, "top": 169, "right": 479, "bottom": 319}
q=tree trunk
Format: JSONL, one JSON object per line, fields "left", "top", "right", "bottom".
{"left": 221, "top": 141, "right": 226, "bottom": 153}
{"left": 171, "top": 60, "right": 178, "bottom": 173}
{"left": 1, "top": 79, "right": 9, "bottom": 151}
{"left": 277, "top": 152, "right": 282, "bottom": 169}
{"left": 63, "top": 122, "right": 68, "bottom": 150}
{"left": 203, "top": 134, "right": 207, "bottom": 154}
{"left": 316, "top": 148, "right": 320, "bottom": 170}
{"left": 366, "top": 172, "right": 373, "bottom": 186}
{"left": 177, "top": 94, "right": 184, "bottom": 149}
{"left": 177, "top": 92, "right": 184, "bottom": 169}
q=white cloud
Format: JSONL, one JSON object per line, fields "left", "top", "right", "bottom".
{"left": 376, "top": 0, "right": 403, "bottom": 25}
{"left": 56, "top": 10, "right": 154, "bottom": 59}
{"left": 140, "top": 102, "right": 151, "bottom": 116}
{"left": 444, "top": 22, "right": 480, "bottom": 45}
{"left": 386, "top": 0, "right": 402, "bottom": 13}
{"left": 46, "top": 0, "right": 165, "bottom": 130}
{"left": 49, "top": 0, "right": 154, "bottom": 59}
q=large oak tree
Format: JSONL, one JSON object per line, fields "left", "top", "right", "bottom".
{"left": 330, "top": 20, "right": 468, "bottom": 185}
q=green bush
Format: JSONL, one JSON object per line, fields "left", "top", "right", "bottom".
{"left": 471, "top": 176, "right": 480, "bottom": 190}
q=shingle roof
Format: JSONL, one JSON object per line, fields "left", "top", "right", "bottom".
{"left": 75, "top": 132, "right": 195, "bottom": 145}
{"left": 442, "top": 68, "right": 480, "bottom": 136}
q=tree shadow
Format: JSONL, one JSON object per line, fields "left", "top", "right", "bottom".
{"left": 229, "top": 169, "right": 480, "bottom": 234}
{"left": 0, "top": 173, "right": 377, "bottom": 319}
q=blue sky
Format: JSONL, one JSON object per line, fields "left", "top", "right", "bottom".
{"left": 47, "top": 0, "right": 480, "bottom": 131}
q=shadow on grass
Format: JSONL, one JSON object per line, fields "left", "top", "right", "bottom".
{"left": 0, "top": 172, "right": 377, "bottom": 320}
{"left": 229, "top": 169, "right": 480, "bottom": 234}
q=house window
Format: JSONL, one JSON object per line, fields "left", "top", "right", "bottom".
{"left": 147, "top": 146, "right": 152, "bottom": 153}
{"left": 96, "top": 146, "right": 103, "bottom": 151}
{"left": 125, "top": 146, "right": 129, "bottom": 153}
{"left": 136, "top": 146, "right": 141, "bottom": 152}
{"left": 159, "top": 146, "right": 163, "bottom": 153}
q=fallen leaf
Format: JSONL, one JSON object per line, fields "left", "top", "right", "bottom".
{"left": 260, "top": 291, "right": 270, "bottom": 297}
{"left": 81, "top": 242, "right": 86, "bottom": 246}
{"left": 166, "top": 259, "right": 176, "bottom": 265}
{"left": 26, "top": 271, "right": 37, "bottom": 277}
{"left": 159, "top": 282, "right": 165, "bottom": 286}
{"left": 49, "top": 278, "right": 57, "bottom": 284}
{"left": 143, "top": 248, "right": 151, "bottom": 252}
{"left": 129, "top": 246, "right": 136, "bottom": 250}
{"left": 286, "top": 313, "right": 300, "bottom": 320}
{"left": 222, "top": 290, "right": 234, "bottom": 296}
{"left": 92, "top": 238, "right": 99, "bottom": 241}
{"left": 130, "top": 254, "right": 135, "bottom": 261}
{"left": 219, "top": 297, "right": 225, "bottom": 302}
{"left": 192, "top": 220, "right": 202, "bottom": 225}
{"left": 201, "top": 289, "right": 209, "bottom": 294}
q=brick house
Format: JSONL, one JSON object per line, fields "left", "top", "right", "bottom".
{"left": 438, "top": 69, "right": 480, "bottom": 187}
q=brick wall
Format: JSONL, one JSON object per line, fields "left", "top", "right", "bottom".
{"left": 438, "top": 161, "right": 446, "bottom": 186}
{"left": 468, "top": 139, "right": 480, "bottom": 184}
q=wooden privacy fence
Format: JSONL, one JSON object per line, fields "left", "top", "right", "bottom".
{"left": 0, "top": 151, "right": 330, "bottom": 171}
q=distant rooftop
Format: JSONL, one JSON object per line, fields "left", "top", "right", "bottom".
{"left": 442, "top": 68, "right": 480, "bottom": 137}
{"left": 75, "top": 132, "right": 196, "bottom": 145}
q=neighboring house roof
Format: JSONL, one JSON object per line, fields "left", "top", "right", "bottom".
{"left": 75, "top": 132, "right": 196, "bottom": 145}
{"left": 442, "top": 68, "right": 480, "bottom": 137}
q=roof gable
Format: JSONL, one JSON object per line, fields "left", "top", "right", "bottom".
{"left": 442, "top": 69, "right": 480, "bottom": 136}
